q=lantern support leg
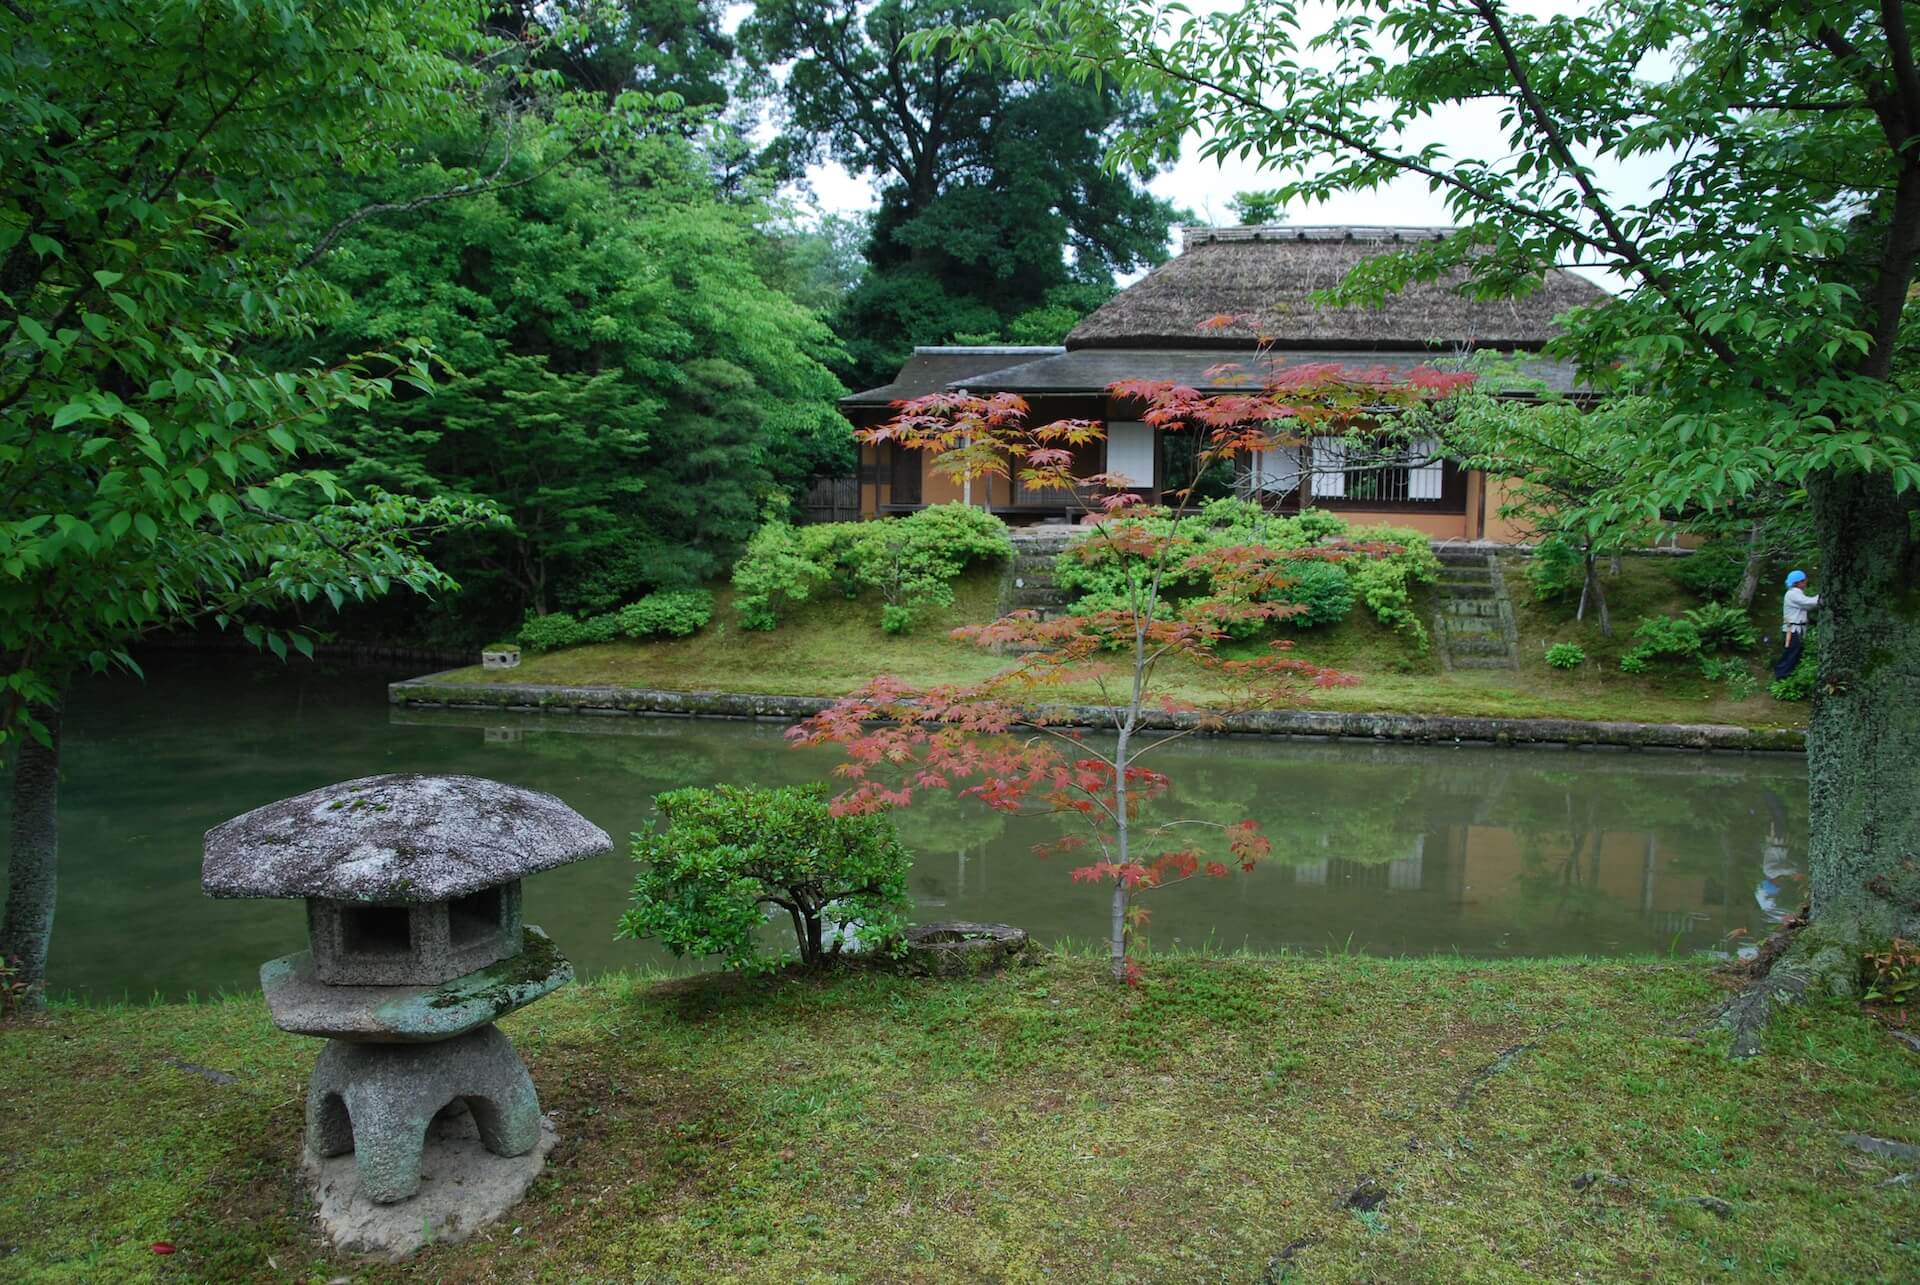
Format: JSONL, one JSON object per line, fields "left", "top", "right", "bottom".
{"left": 306, "top": 1023, "right": 541, "bottom": 1204}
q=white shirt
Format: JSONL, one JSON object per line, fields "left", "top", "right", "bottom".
{"left": 1783, "top": 586, "right": 1820, "bottom": 626}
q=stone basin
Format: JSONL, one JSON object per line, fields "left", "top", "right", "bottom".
{"left": 262, "top": 926, "right": 572, "bottom": 1043}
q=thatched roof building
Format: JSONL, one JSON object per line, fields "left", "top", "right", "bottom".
{"left": 840, "top": 225, "right": 1610, "bottom": 542}
{"left": 1064, "top": 225, "right": 1609, "bottom": 352}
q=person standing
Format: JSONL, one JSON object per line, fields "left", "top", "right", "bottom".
{"left": 1773, "top": 570, "right": 1819, "bottom": 680}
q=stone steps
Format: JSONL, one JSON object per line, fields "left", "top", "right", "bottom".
{"left": 1001, "top": 530, "right": 1084, "bottom": 619}
{"left": 1433, "top": 552, "right": 1518, "bottom": 671}
{"left": 1439, "top": 581, "right": 1497, "bottom": 600}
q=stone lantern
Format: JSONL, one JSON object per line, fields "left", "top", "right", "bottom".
{"left": 203, "top": 773, "right": 610, "bottom": 1246}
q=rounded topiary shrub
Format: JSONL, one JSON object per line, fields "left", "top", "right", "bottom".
{"left": 616, "top": 785, "right": 912, "bottom": 973}
{"left": 1268, "top": 560, "right": 1356, "bottom": 629}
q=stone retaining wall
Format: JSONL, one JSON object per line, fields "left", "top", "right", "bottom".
{"left": 388, "top": 674, "right": 1805, "bottom": 753}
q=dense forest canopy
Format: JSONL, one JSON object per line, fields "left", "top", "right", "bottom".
{"left": 742, "top": 0, "right": 1180, "bottom": 386}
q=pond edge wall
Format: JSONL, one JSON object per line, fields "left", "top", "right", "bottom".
{"left": 389, "top": 674, "right": 1805, "bottom": 754}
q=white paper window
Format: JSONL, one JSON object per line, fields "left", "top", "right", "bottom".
{"left": 1250, "top": 443, "right": 1302, "bottom": 495}
{"left": 1105, "top": 421, "right": 1156, "bottom": 487}
{"left": 1388, "top": 835, "right": 1426, "bottom": 891}
{"left": 1310, "top": 437, "right": 1346, "bottom": 498}
{"left": 1408, "top": 436, "right": 1443, "bottom": 501}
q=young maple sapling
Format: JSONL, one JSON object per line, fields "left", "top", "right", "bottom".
{"left": 788, "top": 362, "right": 1473, "bottom": 981}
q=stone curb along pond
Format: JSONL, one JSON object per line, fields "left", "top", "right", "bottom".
{"left": 389, "top": 673, "right": 1807, "bottom": 754}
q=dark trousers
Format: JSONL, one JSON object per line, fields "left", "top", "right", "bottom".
{"left": 1772, "top": 627, "right": 1806, "bottom": 680}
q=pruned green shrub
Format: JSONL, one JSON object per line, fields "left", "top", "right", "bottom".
{"left": 616, "top": 588, "right": 714, "bottom": 639}
{"left": 730, "top": 517, "right": 837, "bottom": 631}
{"left": 1527, "top": 535, "right": 1585, "bottom": 602}
{"left": 516, "top": 610, "right": 619, "bottom": 653}
{"left": 1294, "top": 507, "right": 1349, "bottom": 543}
{"left": 1345, "top": 524, "right": 1441, "bottom": 650}
{"left": 1545, "top": 642, "right": 1586, "bottom": 670}
{"left": 849, "top": 505, "right": 1013, "bottom": 633}
{"left": 616, "top": 785, "right": 913, "bottom": 973}
{"left": 1269, "top": 560, "right": 1356, "bottom": 629}
{"left": 730, "top": 504, "right": 1010, "bottom": 632}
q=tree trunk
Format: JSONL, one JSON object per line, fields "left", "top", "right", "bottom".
{"left": 1110, "top": 722, "right": 1132, "bottom": 982}
{"left": 1577, "top": 552, "right": 1612, "bottom": 637}
{"left": 1737, "top": 521, "right": 1765, "bottom": 608}
{"left": 1, "top": 704, "right": 62, "bottom": 1011}
{"left": 1797, "top": 469, "right": 1920, "bottom": 983}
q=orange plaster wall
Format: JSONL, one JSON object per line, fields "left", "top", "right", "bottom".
{"left": 1478, "top": 475, "right": 1537, "bottom": 545}
{"left": 922, "top": 459, "right": 969, "bottom": 506}
{"left": 1337, "top": 509, "right": 1474, "bottom": 540}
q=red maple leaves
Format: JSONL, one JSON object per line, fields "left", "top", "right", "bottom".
{"left": 797, "top": 359, "right": 1471, "bottom": 978}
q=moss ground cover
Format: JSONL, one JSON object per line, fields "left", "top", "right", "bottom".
{"left": 435, "top": 559, "right": 1805, "bottom": 732}
{"left": 3, "top": 957, "right": 1915, "bottom": 1282}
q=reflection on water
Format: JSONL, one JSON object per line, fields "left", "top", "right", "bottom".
{"left": 3, "top": 657, "right": 1808, "bottom": 1000}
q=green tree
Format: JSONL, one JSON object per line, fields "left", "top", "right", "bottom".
{"left": 495, "top": 0, "right": 737, "bottom": 109}
{"left": 926, "top": 0, "right": 1920, "bottom": 1020}
{"left": 618, "top": 784, "right": 914, "bottom": 971}
{"left": 305, "top": 134, "right": 851, "bottom": 633}
{"left": 793, "top": 368, "right": 1465, "bottom": 981}
{"left": 740, "top": 0, "right": 1178, "bottom": 386}
{"left": 1418, "top": 386, "right": 1662, "bottom": 637}
{"left": 0, "top": 0, "right": 514, "bottom": 1005}
{"left": 1228, "top": 190, "right": 1287, "bottom": 225}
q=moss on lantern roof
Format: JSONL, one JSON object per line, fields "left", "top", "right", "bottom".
{"left": 201, "top": 773, "right": 611, "bottom": 903}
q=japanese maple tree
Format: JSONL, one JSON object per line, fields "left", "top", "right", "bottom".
{"left": 914, "top": 0, "right": 1920, "bottom": 1032}
{"left": 789, "top": 362, "right": 1471, "bottom": 980}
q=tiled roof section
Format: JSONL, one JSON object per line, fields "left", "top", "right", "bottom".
{"left": 841, "top": 346, "right": 1066, "bottom": 406}
{"left": 1067, "top": 226, "right": 1611, "bottom": 351}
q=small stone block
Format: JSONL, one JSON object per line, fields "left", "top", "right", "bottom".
{"left": 481, "top": 648, "right": 521, "bottom": 669}
{"left": 306, "top": 882, "right": 524, "bottom": 987}
{"left": 903, "top": 922, "right": 1033, "bottom": 977}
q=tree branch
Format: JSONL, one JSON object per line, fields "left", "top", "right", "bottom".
{"left": 292, "top": 126, "right": 571, "bottom": 273}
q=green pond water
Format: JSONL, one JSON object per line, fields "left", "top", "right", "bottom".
{"left": 6, "top": 656, "right": 1808, "bottom": 1002}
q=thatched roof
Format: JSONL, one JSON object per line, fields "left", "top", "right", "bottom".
{"left": 1066, "top": 226, "right": 1610, "bottom": 352}
{"left": 952, "top": 347, "right": 1583, "bottom": 396}
{"left": 842, "top": 346, "right": 1064, "bottom": 407}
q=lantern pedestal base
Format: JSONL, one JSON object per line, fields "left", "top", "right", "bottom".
{"left": 306, "top": 1023, "right": 543, "bottom": 1203}
{"left": 303, "top": 1101, "right": 557, "bottom": 1262}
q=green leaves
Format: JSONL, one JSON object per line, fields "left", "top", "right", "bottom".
{"left": 944, "top": 0, "right": 1920, "bottom": 514}
{"left": 0, "top": 0, "right": 505, "bottom": 744}
{"left": 617, "top": 785, "right": 914, "bottom": 972}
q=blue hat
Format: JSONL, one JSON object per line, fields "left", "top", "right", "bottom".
{"left": 1786, "top": 570, "right": 1807, "bottom": 587}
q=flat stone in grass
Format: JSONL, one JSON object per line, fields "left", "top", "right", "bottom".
{"left": 903, "top": 922, "right": 1033, "bottom": 977}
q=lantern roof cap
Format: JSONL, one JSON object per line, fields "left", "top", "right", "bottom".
{"left": 202, "top": 773, "right": 611, "bottom": 902}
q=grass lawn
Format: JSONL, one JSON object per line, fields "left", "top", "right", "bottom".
{"left": 433, "top": 559, "right": 1808, "bottom": 732}
{"left": 2, "top": 957, "right": 1915, "bottom": 1282}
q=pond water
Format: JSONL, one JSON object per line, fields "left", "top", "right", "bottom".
{"left": 5, "top": 656, "right": 1808, "bottom": 1001}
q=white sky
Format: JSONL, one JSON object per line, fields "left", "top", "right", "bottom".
{"left": 744, "top": 0, "right": 1673, "bottom": 293}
